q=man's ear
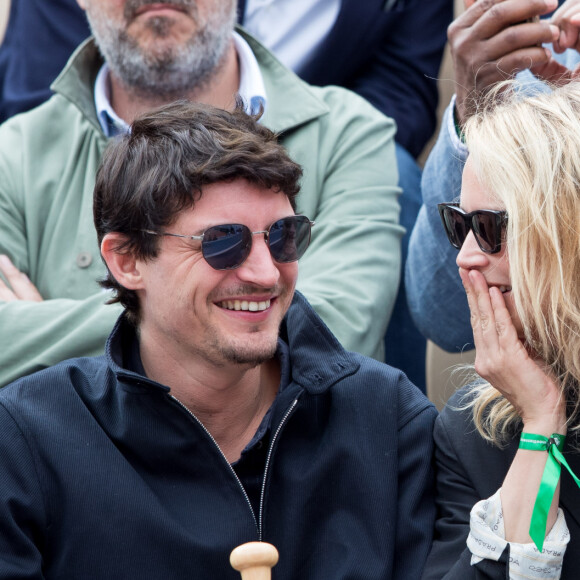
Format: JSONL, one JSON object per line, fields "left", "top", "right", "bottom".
{"left": 101, "top": 233, "right": 144, "bottom": 290}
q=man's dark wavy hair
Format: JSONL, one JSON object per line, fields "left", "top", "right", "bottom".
{"left": 93, "top": 99, "right": 303, "bottom": 324}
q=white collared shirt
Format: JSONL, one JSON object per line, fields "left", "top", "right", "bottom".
{"left": 243, "top": 0, "right": 340, "bottom": 73}
{"left": 94, "top": 31, "right": 267, "bottom": 137}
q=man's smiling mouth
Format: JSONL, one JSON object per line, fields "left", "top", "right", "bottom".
{"left": 219, "top": 299, "right": 271, "bottom": 312}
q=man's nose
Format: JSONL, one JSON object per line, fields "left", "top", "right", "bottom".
{"left": 235, "top": 234, "right": 281, "bottom": 287}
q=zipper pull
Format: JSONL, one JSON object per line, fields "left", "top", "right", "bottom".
{"left": 230, "top": 541, "right": 278, "bottom": 580}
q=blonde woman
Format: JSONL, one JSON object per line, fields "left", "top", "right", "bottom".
{"left": 423, "top": 81, "right": 580, "bottom": 579}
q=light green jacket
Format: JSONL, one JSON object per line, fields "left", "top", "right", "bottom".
{"left": 0, "top": 31, "right": 402, "bottom": 386}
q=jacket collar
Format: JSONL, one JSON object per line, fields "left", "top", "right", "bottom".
{"left": 51, "top": 37, "right": 104, "bottom": 133}
{"left": 50, "top": 28, "right": 329, "bottom": 136}
{"left": 106, "top": 291, "right": 359, "bottom": 395}
{"left": 280, "top": 291, "right": 360, "bottom": 394}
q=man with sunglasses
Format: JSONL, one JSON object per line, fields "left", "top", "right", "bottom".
{"left": 0, "top": 0, "right": 401, "bottom": 387}
{"left": 0, "top": 101, "right": 436, "bottom": 579}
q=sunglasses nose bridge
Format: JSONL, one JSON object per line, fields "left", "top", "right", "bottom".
{"left": 250, "top": 229, "right": 269, "bottom": 238}
{"left": 244, "top": 228, "right": 275, "bottom": 261}
{"left": 249, "top": 229, "right": 270, "bottom": 251}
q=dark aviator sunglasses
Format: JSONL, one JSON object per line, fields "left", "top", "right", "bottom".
{"left": 143, "top": 215, "right": 315, "bottom": 271}
{"left": 438, "top": 203, "right": 507, "bottom": 254}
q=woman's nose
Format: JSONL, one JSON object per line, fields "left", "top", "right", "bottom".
{"left": 456, "top": 230, "right": 489, "bottom": 270}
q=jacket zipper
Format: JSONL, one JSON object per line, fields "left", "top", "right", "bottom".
{"left": 258, "top": 398, "right": 298, "bottom": 541}
{"left": 169, "top": 393, "right": 299, "bottom": 541}
{"left": 168, "top": 394, "right": 259, "bottom": 533}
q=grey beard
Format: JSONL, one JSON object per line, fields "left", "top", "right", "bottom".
{"left": 87, "top": 2, "right": 236, "bottom": 100}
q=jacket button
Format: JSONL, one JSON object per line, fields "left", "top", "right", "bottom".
{"left": 76, "top": 252, "right": 93, "bottom": 269}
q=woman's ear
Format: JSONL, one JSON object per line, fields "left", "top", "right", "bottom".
{"left": 101, "top": 233, "right": 144, "bottom": 290}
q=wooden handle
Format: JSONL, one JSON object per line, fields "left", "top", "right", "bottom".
{"left": 230, "top": 541, "right": 279, "bottom": 580}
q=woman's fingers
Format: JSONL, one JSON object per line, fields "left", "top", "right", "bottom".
{"left": 471, "top": 270, "right": 494, "bottom": 334}
{"left": 459, "top": 267, "right": 483, "bottom": 336}
{"left": 464, "top": 269, "right": 503, "bottom": 353}
{"left": 489, "top": 286, "right": 519, "bottom": 345}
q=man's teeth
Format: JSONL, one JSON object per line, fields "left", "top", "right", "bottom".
{"left": 220, "top": 299, "right": 271, "bottom": 311}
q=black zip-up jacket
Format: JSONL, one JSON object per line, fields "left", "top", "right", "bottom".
{"left": 0, "top": 292, "right": 436, "bottom": 579}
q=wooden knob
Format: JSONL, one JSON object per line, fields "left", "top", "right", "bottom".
{"left": 230, "top": 542, "right": 279, "bottom": 580}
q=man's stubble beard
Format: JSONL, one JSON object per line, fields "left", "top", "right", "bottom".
{"left": 178, "top": 322, "right": 280, "bottom": 369}
{"left": 209, "top": 334, "right": 279, "bottom": 367}
{"left": 202, "top": 285, "right": 287, "bottom": 368}
{"left": 86, "top": 0, "right": 236, "bottom": 100}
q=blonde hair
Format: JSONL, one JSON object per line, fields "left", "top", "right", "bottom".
{"left": 461, "top": 80, "right": 580, "bottom": 446}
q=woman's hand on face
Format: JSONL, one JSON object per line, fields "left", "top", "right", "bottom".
{"left": 460, "top": 268, "right": 566, "bottom": 434}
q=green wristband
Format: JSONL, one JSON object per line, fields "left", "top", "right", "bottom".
{"left": 519, "top": 432, "right": 580, "bottom": 552}
{"left": 452, "top": 105, "right": 466, "bottom": 144}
